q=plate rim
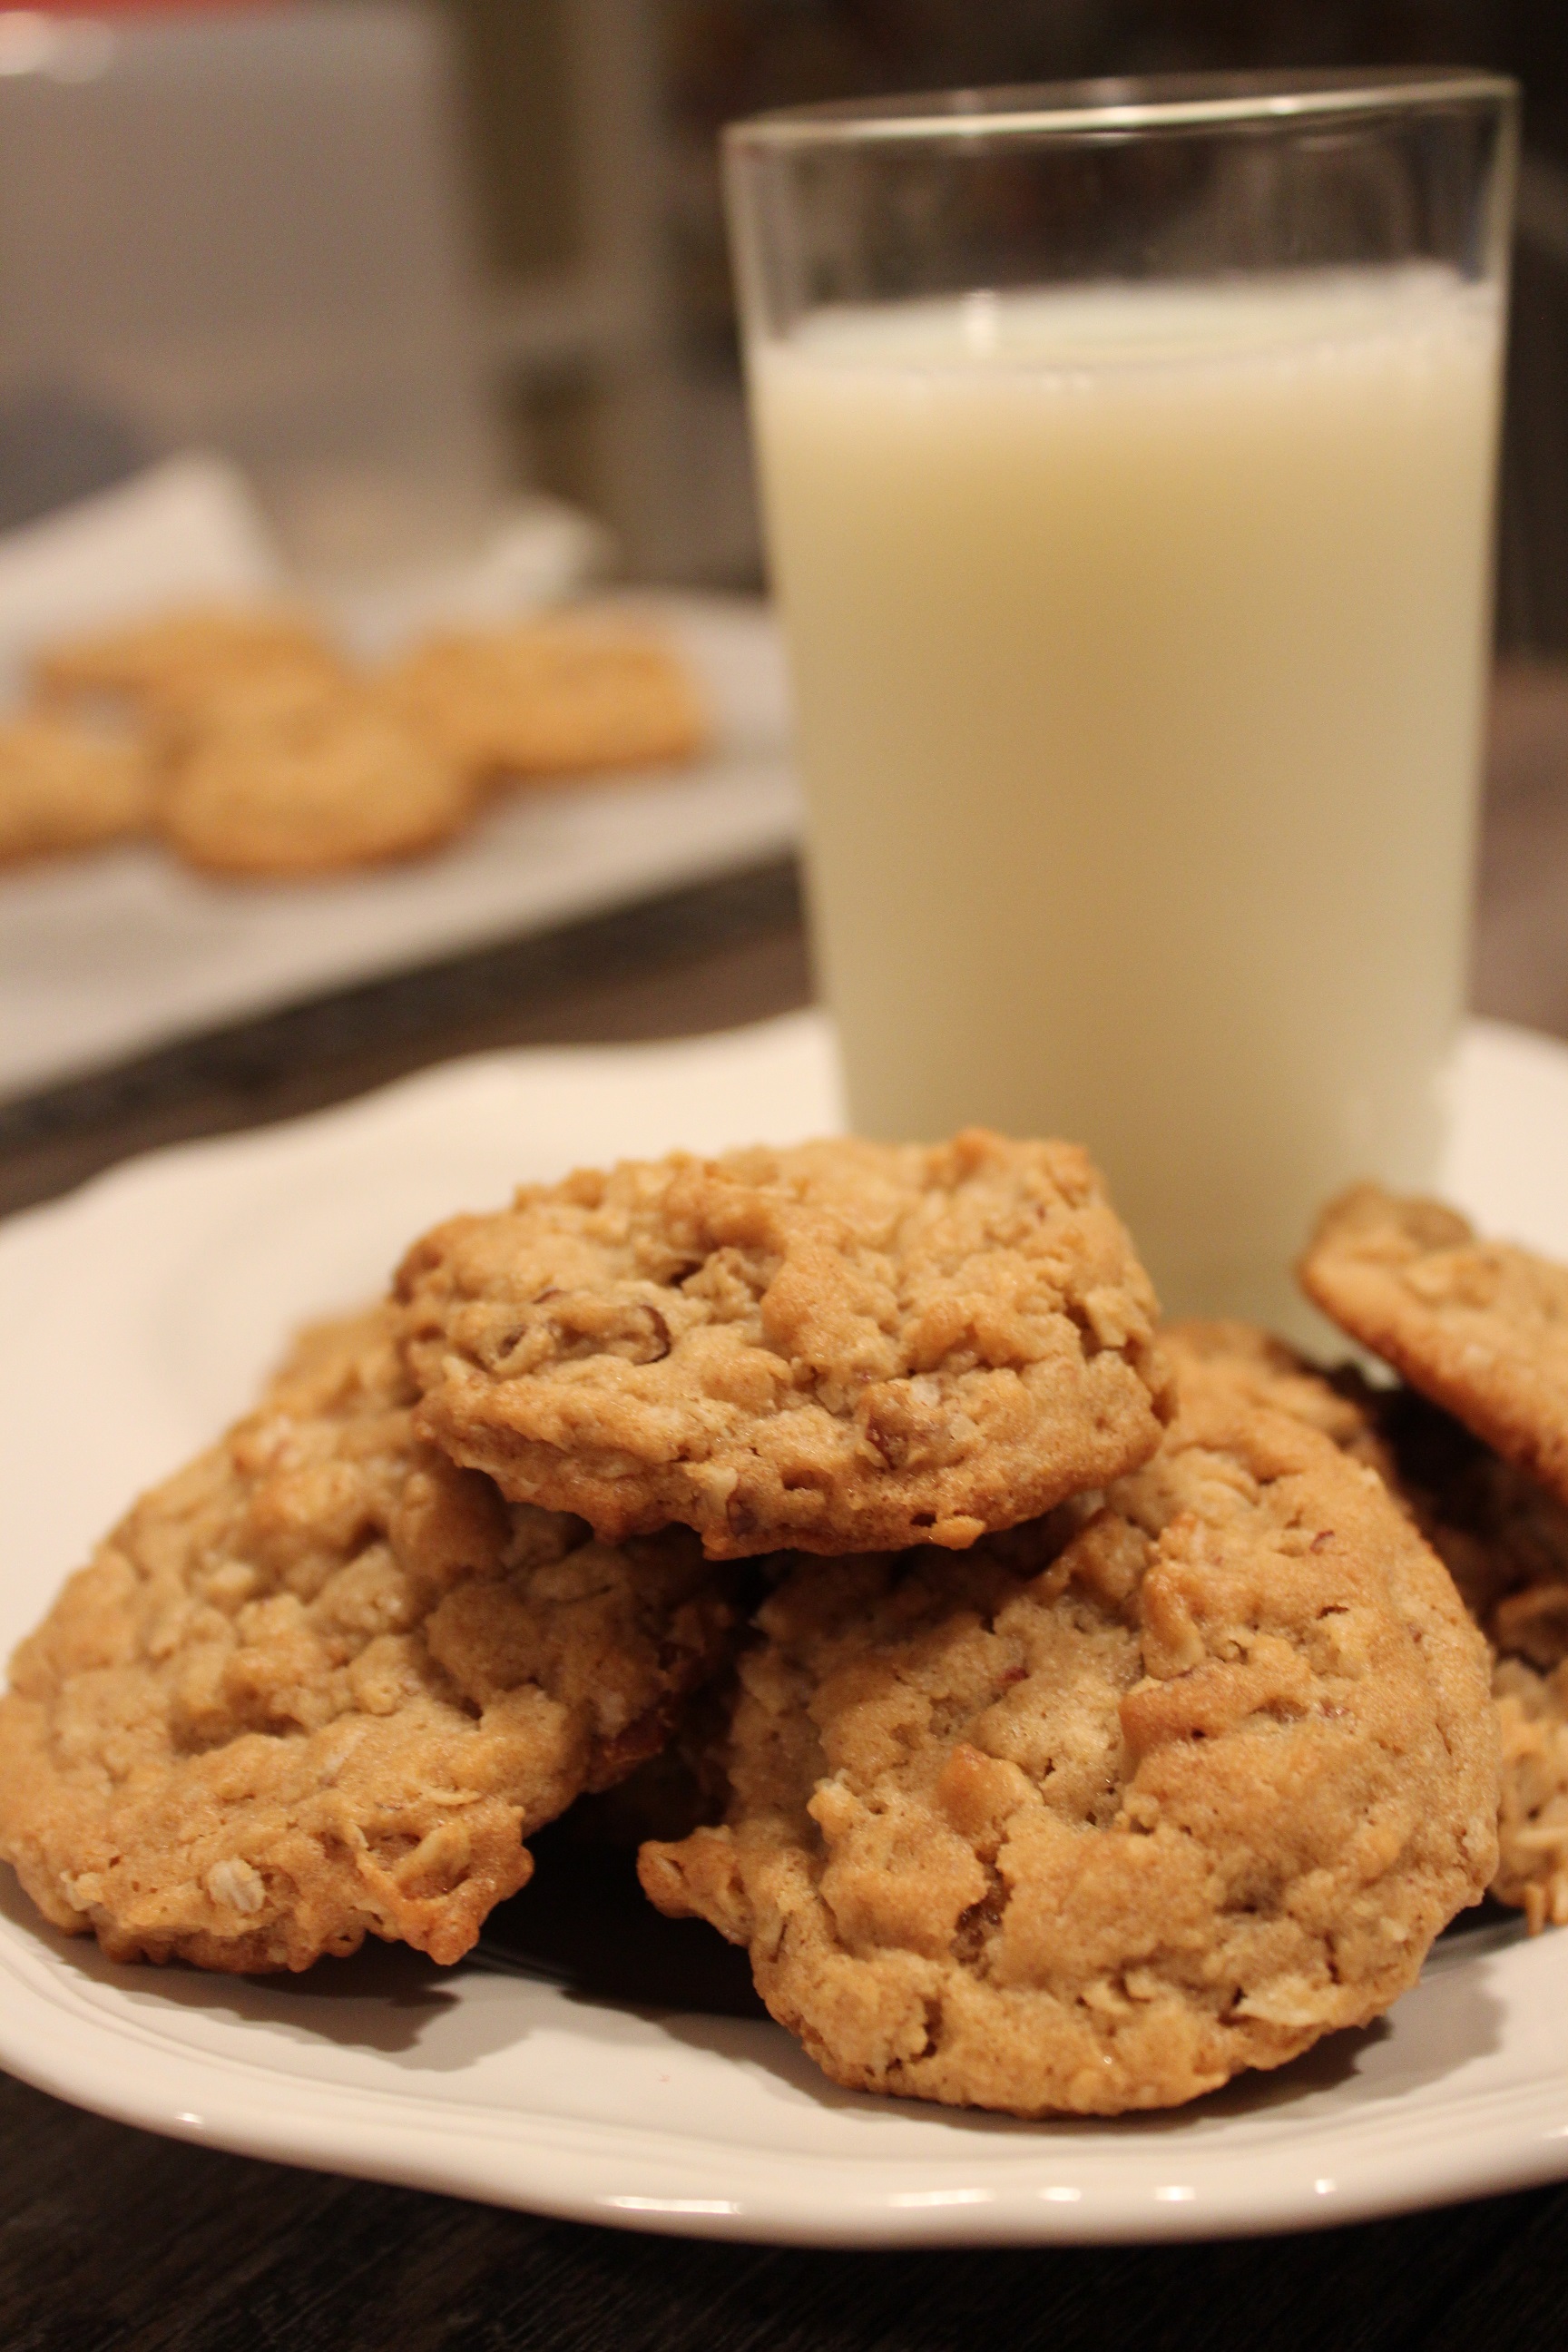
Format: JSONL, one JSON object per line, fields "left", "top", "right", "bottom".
{"left": 3, "top": 1911, "right": 1568, "bottom": 2245}
{"left": 4, "top": 1011, "right": 1568, "bottom": 2247}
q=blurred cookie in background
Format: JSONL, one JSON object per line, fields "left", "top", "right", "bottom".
{"left": 0, "top": 712, "right": 154, "bottom": 863}
{"left": 159, "top": 681, "right": 477, "bottom": 878}
{"left": 32, "top": 603, "right": 344, "bottom": 721}
{"left": 388, "top": 614, "right": 710, "bottom": 785}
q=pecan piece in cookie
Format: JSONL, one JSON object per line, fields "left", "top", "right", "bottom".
{"left": 639, "top": 1357, "right": 1497, "bottom": 2117}
{"left": 1300, "top": 1185, "right": 1568, "bottom": 1511}
{"left": 397, "top": 1131, "right": 1171, "bottom": 1560}
{"left": 0, "top": 1306, "right": 733, "bottom": 1973}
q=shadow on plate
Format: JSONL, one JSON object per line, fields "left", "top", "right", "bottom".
{"left": 0, "top": 1819, "right": 764, "bottom": 2069}
{"left": 0, "top": 1827, "right": 1524, "bottom": 2103}
{"left": 0, "top": 1855, "right": 510, "bottom": 2063}
{"left": 475, "top": 1817, "right": 767, "bottom": 2022}
{"left": 655, "top": 1962, "right": 1508, "bottom": 2141}
{"left": 482, "top": 1837, "right": 1519, "bottom": 2134}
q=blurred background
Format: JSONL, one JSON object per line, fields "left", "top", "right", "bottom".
{"left": 449, "top": 0, "right": 1568, "bottom": 647}
{"left": 5, "top": 0, "right": 1568, "bottom": 1181}
{"left": 0, "top": 0, "right": 1563, "bottom": 630}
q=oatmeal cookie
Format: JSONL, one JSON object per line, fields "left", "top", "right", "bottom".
{"left": 388, "top": 616, "right": 709, "bottom": 781}
{"left": 1300, "top": 1185, "right": 1568, "bottom": 1510}
{"left": 159, "top": 686, "right": 475, "bottom": 877}
{"left": 140, "top": 648, "right": 351, "bottom": 765}
{"left": 639, "top": 1357, "right": 1497, "bottom": 2115}
{"left": 1173, "top": 1318, "right": 1568, "bottom": 1935}
{"left": 398, "top": 1131, "right": 1171, "bottom": 1560}
{"left": 34, "top": 605, "right": 341, "bottom": 716}
{"left": 1357, "top": 1385, "right": 1568, "bottom": 1656}
{"left": 0, "top": 1306, "right": 734, "bottom": 1972}
{"left": 1491, "top": 1659, "right": 1568, "bottom": 1930}
{"left": 0, "top": 715, "right": 152, "bottom": 862}
{"left": 1348, "top": 1385, "right": 1568, "bottom": 1934}
{"left": 1160, "top": 1319, "right": 1388, "bottom": 1462}
{"left": 1162, "top": 1320, "right": 1545, "bottom": 1632}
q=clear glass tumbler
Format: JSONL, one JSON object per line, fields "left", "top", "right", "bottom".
{"left": 726, "top": 71, "right": 1517, "bottom": 1331}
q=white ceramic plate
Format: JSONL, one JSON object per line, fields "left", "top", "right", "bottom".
{"left": 3, "top": 1011, "right": 1568, "bottom": 2248}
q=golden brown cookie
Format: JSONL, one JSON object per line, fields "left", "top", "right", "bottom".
{"left": 1163, "top": 1320, "right": 1544, "bottom": 1635}
{"left": 1300, "top": 1185, "right": 1568, "bottom": 1510}
{"left": 0, "top": 714, "right": 153, "bottom": 862}
{"left": 388, "top": 615, "right": 709, "bottom": 782}
{"left": 1348, "top": 1384, "right": 1568, "bottom": 1933}
{"left": 639, "top": 1357, "right": 1498, "bottom": 2116}
{"left": 398, "top": 1131, "right": 1172, "bottom": 1561}
{"left": 138, "top": 647, "right": 351, "bottom": 765}
{"left": 1160, "top": 1319, "right": 1387, "bottom": 1461}
{"left": 1492, "top": 1660, "right": 1568, "bottom": 1930}
{"left": 0, "top": 1306, "right": 734, "bottom": 1973}
{"left": 1356, "top": 1387, "right": 1568, "bottom": 1651}
{"left": 1171, "top": 1317, "right": 1568, "bottom": 1936}
{"left": 158, "top": 684, "right": 476, "bottom": 877}
{"left": 33, "top": 605, "right": 342, "bottom": 716}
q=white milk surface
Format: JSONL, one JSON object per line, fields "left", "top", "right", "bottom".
{"left": 754, "top": 271, "right": 1503, "bottom": 1325}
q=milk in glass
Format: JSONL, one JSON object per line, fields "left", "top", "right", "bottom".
{"left": 752, "top": 271, "right": 1502, "bottom": 1326}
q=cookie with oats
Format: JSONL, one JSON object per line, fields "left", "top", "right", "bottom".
{"left": 159, "top": 685, "right": 475, "bottom": 877}
{"left": 1343, "top": 1383, "right": 1568, "bottom": 1936}
{"left": 1300, "top": 1185, "right": 1568, "bottom": 1511}
{"left": 1490, "top": 1658, "right": 1568, "bottom": 1931}
{"left": 397, "top": 1131, "right": 1171, "bottom": 1561}
{"left": 0, "top": 714, "right": 153, "bottom": 862}
{"left": 34, "top": 605, "right": 341, "bottom": 715}
{"left": 0, "top": 1306, "right": 734, "bottom": 1973}
{"left": 1161, "top": 1318, "right": 1552, "bottom": 1635}
{"left": 638, "top": 1357, "right": 1497, "bottom": 2116}
{"left": 1356, "top": 1385, "right": 1568, "bottom": 1661}
{"left": 1171, "top": 1318, "right": 1568, "bottom": 1937}
{"left": 141, "top": 648, "right": 352, "bottom": 765}
{"left": 388, "top": 615, "right": 709, "bottom": 781}
{"left": 1160, "top": 1319, "right": 1390, "bottom": 1464}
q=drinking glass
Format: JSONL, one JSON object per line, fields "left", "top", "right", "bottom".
{"left": 725, "top": 71, "right": 1517, "bottom": 1330}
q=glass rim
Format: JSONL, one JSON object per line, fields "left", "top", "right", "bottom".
{"left": 725, "top": 66, "right": 1518, "bottom": 152}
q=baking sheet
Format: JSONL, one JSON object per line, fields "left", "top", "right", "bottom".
{"left": 0, "top": 461, "right": 800, "bottom": 1101}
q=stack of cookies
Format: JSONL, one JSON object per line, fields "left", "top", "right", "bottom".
{"left": 0, "top": 600, "right": 708, "bottom": 876}
{"left": 0, "top": 1132, "right": 1520, "bottom": 2120}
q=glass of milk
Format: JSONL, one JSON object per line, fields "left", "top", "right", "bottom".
{"left": 726, "top": 73, "right": 1516, "bottom": 1331}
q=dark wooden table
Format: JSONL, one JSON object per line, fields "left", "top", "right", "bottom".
{"left": 5, "top": 669, "right": 1568, "bottom": 2351}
